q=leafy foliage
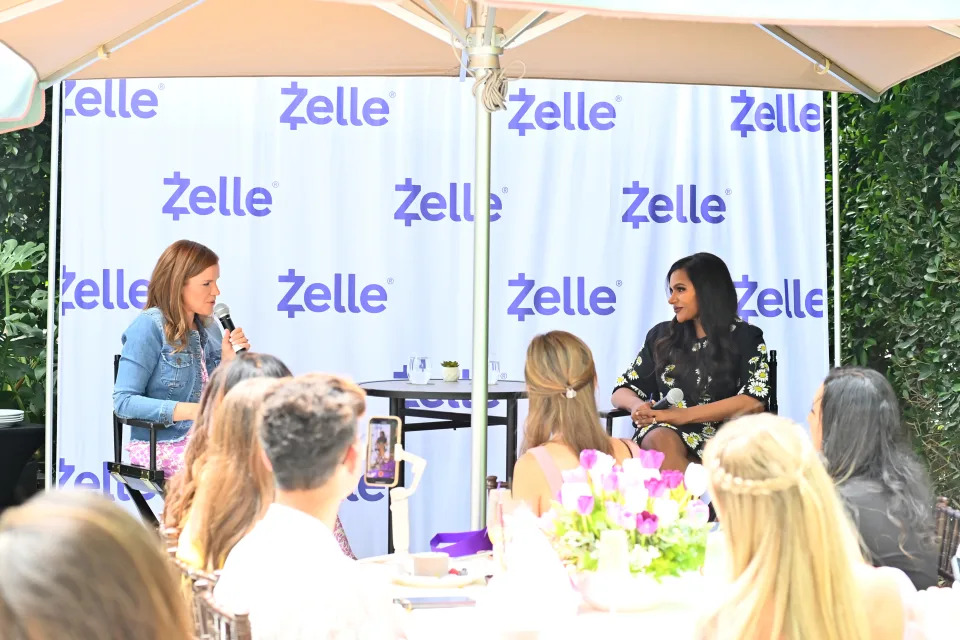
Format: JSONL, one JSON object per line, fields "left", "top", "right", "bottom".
{"left": 1, "top": 91, "right": 52, "bottom": 423}
{"left": 827, "top": 60, "right": 960, "bottom": 501}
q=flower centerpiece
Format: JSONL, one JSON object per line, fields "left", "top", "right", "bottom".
{"left": 547, "top": 448, "right": 711, "bottom": 610}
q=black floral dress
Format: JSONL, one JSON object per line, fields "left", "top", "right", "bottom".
{"left": 613, "top": 319, "right": 769, "bottom": 459}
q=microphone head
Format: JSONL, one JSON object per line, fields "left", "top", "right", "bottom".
{"left": 213, "top": 302, "right": 231, "bottom": 319}
{"left": 666, "top": 388, "right": 684, "bottom": 404}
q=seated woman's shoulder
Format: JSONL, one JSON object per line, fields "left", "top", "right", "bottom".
{"left": 856, "top": 564, "right": 910, "bottom": 639}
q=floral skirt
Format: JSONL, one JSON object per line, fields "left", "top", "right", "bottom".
{"left": 632, "top": 421, "right": 719, "bottom": 460}
{"left": 127, "top": 436, "right": 190, "bottom": 479}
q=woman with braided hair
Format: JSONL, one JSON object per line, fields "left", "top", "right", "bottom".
{"left": 697, "top": 414, "right": 913, "bottom": 640}
{"left": 512, "top": 331, "right": 641, "bottom": 515}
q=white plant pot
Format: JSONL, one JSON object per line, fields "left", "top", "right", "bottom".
{"left": 442, "top": 367, "right": 460, "bottom": 382}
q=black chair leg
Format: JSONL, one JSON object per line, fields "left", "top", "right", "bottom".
{"left": 130, "top": 489, "right": 159, "bottom": 528}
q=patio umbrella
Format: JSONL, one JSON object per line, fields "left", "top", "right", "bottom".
{"left": 1, "top": 0, "right": 958, "bottom": 527}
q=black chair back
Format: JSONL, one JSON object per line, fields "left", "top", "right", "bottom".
{"left": 109, "top": 354, "right": 166, "bottom": 526}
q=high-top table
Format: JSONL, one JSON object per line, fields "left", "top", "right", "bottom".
{"left": 0, "top": 423, "right": 43, "bottom": 511}
{"left": 358, "top": 379, "right": 528, "bottom": 552}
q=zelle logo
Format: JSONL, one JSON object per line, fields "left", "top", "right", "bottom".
{"left": 278, "top": 270, "right": 388, "bottom": 318}
{"left": 162, "top": 172, "right": 274, "bottom": 220}
{"left": 64, "top": 79, "right": 158, "bottom": 118}
{"left": 731, "top": 90, "right": 821, "bottom": 138}
{"left": 735, "top": 275, "right": 824, "bottom": 321}
{"left": 508, "top": 274, "right": 617, "bottom": 322}
{"left": 61, "top": 266, "right": 147, "bottom": 316}
{"left": 391, "top": 365, "right": 500, "bottom": 409}
{"left": 622, "top": 184, "right": 727, "bottom": 226}
{"left": 508, "top": 88, "right": 617, "bottom": 137}
{"left": 60, "top": 459, "right": 155, "bottom": 501}
{"left": 394, "top": 179, "right": 504, "bottom": 226}
{"left": 280, "top": 82, "right": 391, "bottom": 130}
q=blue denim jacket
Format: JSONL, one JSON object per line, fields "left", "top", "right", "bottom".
{"left": 113, "top": 307, "right": 222, "bottom": 442}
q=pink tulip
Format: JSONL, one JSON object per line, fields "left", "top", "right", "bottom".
{"left": 576, "top": 495, "right": 595, "bottom": 516}
{"left": 636, "top": 511, "right": 659, "bottom": 535}
{"left": 661, "top": 470, "right": 684, "bottom": 490}
{"left": 644, "top": 476, "right": 667, "bottom": 498}
{"left": 579, "top": 449, "right": 598, "bottom": 470}
{"left": 637, "top": 449, "right": 666, "bottom": 470}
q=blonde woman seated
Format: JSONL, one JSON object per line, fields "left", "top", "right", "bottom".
{"left": 698, "top": 414, "right": 914, "bottom": 640}
{"left": 178, "top": 377, "right": 281, "bottom": 572}
{"left": 513, "top": 331, "right": 641, "bottom": 516}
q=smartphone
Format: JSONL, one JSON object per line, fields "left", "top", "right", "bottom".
{"left": 364, "top": 416, "right": 401, "bottom": 487}
{"left": 392, "top": 596, "right": 476, "bottom": 611}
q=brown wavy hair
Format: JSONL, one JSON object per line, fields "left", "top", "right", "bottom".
{"left": 0, "top": 491, "right": 191, "bottom": 640}
{"left": 521, "top": 331, "right": 612, "bottom": 456}
{"left": 146, "top": 239, "right": 219, "bottom": 352}
{"left": 190, "top": 377, "right": 282, "bottom": 571}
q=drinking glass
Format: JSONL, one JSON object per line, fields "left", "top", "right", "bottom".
{"left": 408, "top": 356, "right": 431, "bottom": 385}
{"left": 489, "top": 360, "right": 500, "bottom": 385}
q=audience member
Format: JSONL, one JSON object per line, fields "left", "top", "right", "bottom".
{"left": 215, "top": 374, "right": 403, "bottom": 639}
{"left": 698, "top": 414, "right": 911, "bottom": 640}
{"left": 810, "top": 367, "right": 938, "bottom": 589}
{"left": 0, "top": 491, "right": 191, "bottom": 640}
{"left": 513, "top": 331, "right": 641, "bottom": 515}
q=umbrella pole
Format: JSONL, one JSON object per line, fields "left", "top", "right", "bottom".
{"left": 831, "top": 91, "right": 841, "bottom": 368}
{"left": 469, "top": 73, "right": 493, "bottom": 530}
{"left": 44, "top": 84, "right": 61, "bottom": 490}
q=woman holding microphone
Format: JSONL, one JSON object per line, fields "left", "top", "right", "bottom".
{"left": 113, "top": 240, "right": 250, "bottom": 478}
{"left": 611, "top": 252, "right": 768, "bottom": 472}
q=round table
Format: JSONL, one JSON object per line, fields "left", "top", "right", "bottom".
{"left": 359, "top": 379, "right": 528, "bottom": 552}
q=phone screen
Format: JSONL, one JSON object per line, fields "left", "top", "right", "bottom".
{"left": 365, "top": 416, "right": 400, "bottom": 487}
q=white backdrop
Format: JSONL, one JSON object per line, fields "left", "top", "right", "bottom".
{"left": 58, "top": 77, "right": 827, "bottom": 558}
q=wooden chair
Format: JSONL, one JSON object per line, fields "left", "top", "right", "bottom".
{"left": 934, "top": 497, "right": 960, "bottom": 584}
{"left": 194, "top": 578, "right": 252, "bottom": 640}
{"left": 599, "top": 349, "right": 779, "bottom": 436}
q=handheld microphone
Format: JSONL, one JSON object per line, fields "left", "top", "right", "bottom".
{"left": 213, "top": 302, "right": 247, "bottom": 353}
{"left": 651, "top": 388, "right": 684, "bottom": 410}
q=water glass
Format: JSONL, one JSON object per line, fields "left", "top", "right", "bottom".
{"left": 489, "top": 360, "right": 500, "bottom": 385}
{"left": 408, "top": 356, "right": 431, "bottom": 385}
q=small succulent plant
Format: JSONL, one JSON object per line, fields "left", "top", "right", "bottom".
{"left": 441, "top": 360, "right": 459, "bottom": 368}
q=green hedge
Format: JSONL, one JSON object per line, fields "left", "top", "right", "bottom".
{"left": 829, "top": 60, "right": 960, "bottom": 501}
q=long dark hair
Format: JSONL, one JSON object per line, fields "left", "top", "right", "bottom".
{"left": 163, "top": 352, "right": 292, "bottom": 529}
{"left": 820, "top": 367, "right": 934, "bottom": 549}
{"left": 653, "top": 253, "right": 739, "bottom": 394}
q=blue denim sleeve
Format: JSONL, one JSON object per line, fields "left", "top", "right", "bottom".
{"left": 112, "top": 314, "right": 177, "bottom": 425}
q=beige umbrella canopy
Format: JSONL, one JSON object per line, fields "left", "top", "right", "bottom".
{"left": 2, "top": 0, "right": 959, "bottom": 526}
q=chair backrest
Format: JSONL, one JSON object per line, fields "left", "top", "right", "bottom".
{"left": 171, "top": 557, "right": 221, "bottom": 637}
{"left": 113, "top": 354, "right": 123, "bottom": 463}
{"left": 934, "top": 497, "right": 960, "bottom": 583}
{"left": 194, "top": 579, "right": 252, "bottom": 640}
{"left": 767, "top": 349, "right": 778, "bottom": 414}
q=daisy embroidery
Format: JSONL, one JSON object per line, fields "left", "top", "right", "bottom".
{"left": 616, "top": 375, "right": 627, "bottom": 386}
{"left": 749, "top": 356, "right": 760, "bottom": 365}
{"left": 635, "top": 355, "right": 643, "bottom": 366}
{"left": 628, "top": 370, "right": 639, "bottom": 380}
{"left": 749, "top": 382, "right": 769, "bottom": 397}
{"left": 676, "top": 400, "right": 687, "bottom": 409}
{"left": 759, "top": 344, "right": 768, "bottom": 354}
{"left": 755, "top": 369, "right": 769, "bottom": 381}
{"left": 683, "top": 432, "right": 702, "bottom": 448}
{"left": 702, "top": 425, "right": 717, "bottom": 438}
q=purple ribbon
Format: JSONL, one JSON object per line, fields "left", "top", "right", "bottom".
{"left": 429, "top": 529, "right": 492, "bottom": 557}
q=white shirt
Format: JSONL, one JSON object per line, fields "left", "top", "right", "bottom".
{"left": 215, "top": 503, "right": 400, "bottom": 640}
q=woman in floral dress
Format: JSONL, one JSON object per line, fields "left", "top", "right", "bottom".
{"left": 611, "top": 253, "right": 770, "bottom": 472}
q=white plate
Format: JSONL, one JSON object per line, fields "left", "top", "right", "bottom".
{"left": 0, "top": 410, "right": 24, "bottom": 418}
{"left": 391, "top": 573, "right": 484, "bottom": 589}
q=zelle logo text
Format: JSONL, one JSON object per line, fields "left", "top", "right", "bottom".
{"left": 280, "top": 82, "right": 391, "bottom": 130}
{"left": 394, "top": 179, "right": 503, "bottom": 226}
{"left": 278, "top": 271, "right": 388, "bottom": 317}
{"left": 731, "top": 90, "right": 821, "bottom": 138}
{"left": 508, "top": 273, "right": 617, "bottom": 322}
{"left": 622, "top": 184, "right": 727, "bottom": 226}
{"left": 735, "top": 275, "right": 824, "bottom": 321}
{"left": 64, "top": 79, "right": 159, "bottom": 119}
{"left": 508, "top": 88, "right": 616, "bottom": 136}
{"left": 162, "top": 172, "right": 274, "bottom": 220}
